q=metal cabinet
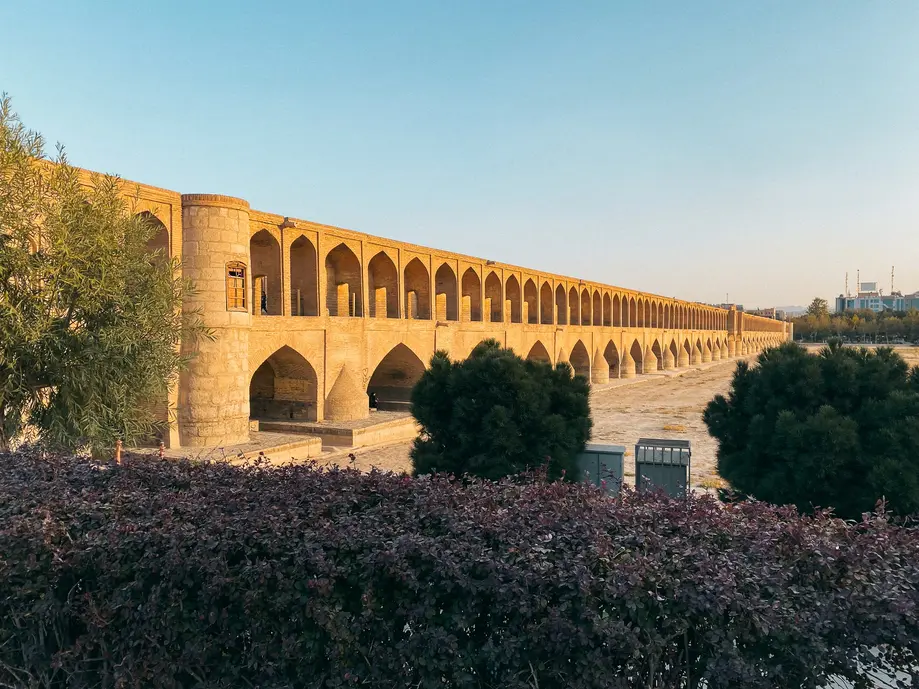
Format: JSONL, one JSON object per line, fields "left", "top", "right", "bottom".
{"left": 635, "top": 438, "right": 691, "bottom": 498}
{"left": 576, "top": 443, "right": 625, "bottom": 495}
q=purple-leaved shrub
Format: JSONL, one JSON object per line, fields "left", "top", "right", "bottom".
{"left": 0, "top": 448, "right": 916, "bottom": 688}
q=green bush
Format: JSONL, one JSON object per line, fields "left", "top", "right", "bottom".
{"left": 704, "top": 340, "right": 919, "bottom": 519}
{"left": 410, "top": 339, "right": 591, "bottom": 480}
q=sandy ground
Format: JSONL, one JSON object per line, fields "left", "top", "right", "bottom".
{"left": 324, "top": 358, "right": 748, "bottom": 490}
{"left": 321, "top": 345, "right": 919, "bottom": 487}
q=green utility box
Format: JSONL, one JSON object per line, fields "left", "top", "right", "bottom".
{"left": 635, "top": 438, "right": 691, "bottom": 498}
{"left": 576, "top": 443, "right": 625, "bottom": 495}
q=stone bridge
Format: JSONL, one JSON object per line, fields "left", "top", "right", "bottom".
{"left": 97, "top": 174, "right": 791, "bottom": 448}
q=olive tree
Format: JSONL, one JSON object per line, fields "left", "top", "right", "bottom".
{"left": 0, "top": 94, "right": 201, "bottom": 454}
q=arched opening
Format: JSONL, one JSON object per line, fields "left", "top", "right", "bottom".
{"left": 669, "top": 340, "right": 679, "bottom": 367}
{"left": 602, "top": 293, "right": 611, "bottom": 327}
{"left": 434, "top": 263, "right": 458, "bottom": 321}
{"left": 404, "top": 258, "right": 430, "bottom": 320}
{"left": 629, "top": 297, "right": 637, "bottom": 327}
{"left": 251, "top": 229, "right": 282, "bottom": 316}
{"left": 540, "top": 282, "right": 554, "bottom": 324}
{"left": 485, "top": 271, "right": 503, "bottom": 322}
{"left": 250, "top": 346, "right": 318, "bottom": 421}
{"left": 555, "top": 284, "right": 568, "bottom": 325}
{"left": 461, "top": 268, "right": 481, "bottom": 321}
{"left": 506, "top": 275, "right": 522, "bottom": 324}
{"left": 630, "top": 340, "right": 644, "bottom": 374}
{"left": 137, "top": 212, "right": 170, "bottom": 436}
{"left": 651, "top": 339, "right": 664, "bottom": 371}
{"left": 637, "top": 298, "right": 645, "bottom": 327}
{"left": 290, "top": 235, "right": 318, "bottom": 316}
{"left": 645, "top": 301, "right": 652, "bottom": 328}
{"left": 524, "top": 279, "right": 538, "bottom": 324}
{"left": 368, "top": 251, "right": 399, "bottom": 318}
{"left": 581, "top": 289, "right": 591, "bottom": 325}
{"left": 139, "top": 211, "right": 169, "bottom": 259}
{"left": 526, "top": 341, "right": 551, "bottom": 363}
{"left": 592, "top": 290, "right": 602, "bottom": 326}
{"left": 569, "top": 286, "right": 580, "bottom": 325}
{"left": 613, "top": 295, "right": 622, "bottom": 327}
{"left": 650, "top": 302, "right": 658, "bottom": 328}
{"left": 325, "top": 242, "right": 362, "bottom": 317}
{"left": 569, "top": 340, "right": 591, "bottom": 379}
{"left": 367, "top": 343, "right": 426, "bottom": 412}
{"left": 603, "top": 341, "right": 620, "bottom": 378}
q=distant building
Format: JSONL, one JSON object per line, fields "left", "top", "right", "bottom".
{"left": 746, "top": 307, "right": 781, "bottom": 320}
{"left": 835, "top": 288, "right": 919, "bottom": 313}
{"left": 716, "top": 303, "right": 743, "bottom": 312}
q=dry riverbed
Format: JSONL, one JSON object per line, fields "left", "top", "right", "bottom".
{"left": 321, "top": 359, "right": 745, "bottom": 491}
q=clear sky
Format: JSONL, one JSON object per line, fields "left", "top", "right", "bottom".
{"left": 2, "top": 1, "right": 917, "bottom": 308}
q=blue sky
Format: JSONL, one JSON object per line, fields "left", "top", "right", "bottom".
{"left": 2, "top": 1, "right": 917, "bottom": 307}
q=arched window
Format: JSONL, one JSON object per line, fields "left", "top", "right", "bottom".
{"left": 227, "top": 261, "right": 247, "bottom": 310}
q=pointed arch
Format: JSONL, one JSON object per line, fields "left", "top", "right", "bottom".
{"left": 434, "top": 263, "right": 458, "bottom": 321}
{"left": 591, "top": 290, "right": 601, "bottom": 326}
{"left": 251, "top": 229, "right": 282, "bottom": 315}
{"left": 139, "top": 211, "right": 170, "bottom": 258}
{"left": 250, "top": 345, "right": 318, "bottom": 421}
{"left": 579, "top": 288, "right": 590, "bottom": 326}
{"left": 368, "top": 251, "right": 399, "bottom": 318}
{"left": 526, "top": 340, "right": 551, "bottom": 363}
{"left": 325, "top": 242, "right": 362, "bottom": 317}
{"left": 523, "top": 278, "right": 539, "bottom": 324}
{"left": 555, "top": 284, "right": 568, "bottom": 325}
{"left": 404, "top": 258, "right": 430, "bottom": 320}
{"left": 692, "top": 338, "right": 704, "bottom": 365}
{"left": 650, "top": 301, "right": 659, "bottom": 328}
{"left": 368, "top": 343, "right": 426, "bottom": 412}
{"left": 540, "top": 282, "right": 554, "bottom": 324}
{"left": 506, "top": 274, "right": 522, "bottom": 323}
{"left": 703, "top": 337, "right": 713, "bottom": 363}
{"left": 629, "top": 297, "right": 637, "bottom": 327}
{"left": 603, "top": 340, "right": 620, "bottom": 379}
{"left": 290, "top": 234, "right": 318, "bottom": 316}
{"left": 629, "top": 339, "right": 644, "bottom": 374}
{"left": 651, "top": 339, "right": 664, "bottom": 371}
{"left": 569, "top": 340, "right": 591, "bottom": 379}
{"left": 461, "top": 267, "right": 482, "bottom": 322}
{"left": 613, "top": 294, "right": 622, "bottom": 327}
{"left": 667, "top": 339, "right": 679, "bottom": 369}
{"left": 602, "top": 293, "right": 611, "bottom": 327}
{"left": 485, "top": 271, "right": 503, "bottom": 322}
{"left": 569, "top": 286, "right": 581, "bottom": 325}
{"left": 679, "top": 338, "right": 691, "bottom": 367}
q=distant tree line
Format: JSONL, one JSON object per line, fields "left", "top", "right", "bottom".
{"left": 793, "top": 306, "right": 919, "bottom": 344}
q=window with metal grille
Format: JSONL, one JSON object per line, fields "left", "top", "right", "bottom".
{"left": 226, "top": 262, "right": 247, "bottom": 310}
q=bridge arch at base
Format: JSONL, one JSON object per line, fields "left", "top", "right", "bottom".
{"left": 367, "top": 343, "right": 426, "bottom": 412}
{"left": 249, "top": 346, "right": 318, "bottom": 422}
{"left": 569, "top": 340, "right": 591, "bottom": 379}
{"left": 526, "top": 340, "right": 552, "bottom": 363}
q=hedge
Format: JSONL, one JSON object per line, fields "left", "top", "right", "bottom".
{"left": 1, "top": 449, "right": 917, "bottom": 688}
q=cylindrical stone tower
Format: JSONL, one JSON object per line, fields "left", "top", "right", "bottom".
{"left": 178, "top": 194, "right": 252, "bottom": 447}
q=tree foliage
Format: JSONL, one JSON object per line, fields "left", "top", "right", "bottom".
{"left": 704, "top": 340, "right": 919, "bottom": 519}
{"left": 794, "top": 307, "right": 919, "bottom": 343}
{"left": 410, "top": 339, "right": 591, "bottom": 480}
{"left": 0, "top": 94, "right": 197, "bottom": 454}
{"left": 805, "top": 296, "right": 829, "bottom": 318}
{"left": 2, "top": 450, "right": 917, "bottom": 689}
